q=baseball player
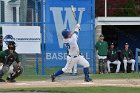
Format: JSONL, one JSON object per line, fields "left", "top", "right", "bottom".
{"left": 96, "top": 34, "right": 108, "bottom": 74}
{"left": 107, "top": 43, "right": 121, "bottom": 73}
{"left": 121, "top": 43, "right": 135, "bottom": 73}
{"left": 0, "top": 41, "right": 23, "bottom": 82}
{"left": 51, "top": 24, "right": 92, "bottom": 82}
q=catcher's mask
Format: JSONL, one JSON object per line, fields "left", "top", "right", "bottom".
{"left": 62, "top": 29, "right": 71, "bottom": 39}
{"left": 8, "top": 41, "right": 16, "bottom": 50}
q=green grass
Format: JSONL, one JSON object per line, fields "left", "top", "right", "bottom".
{"left": 23, "top": 64, "right": 61, "bottom": 75}
{"left": 7, "top": 72, "right": 140, "bottom": 81}
{"left": 1, "top": 86, "right": 140, "bottom": 93}
{"left": 16, "top": 75, "right": 47, "bottom": 81}
{"left": 91, "top": 73, "right": 140, "bottom": 79}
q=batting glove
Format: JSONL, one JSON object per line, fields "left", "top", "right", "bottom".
{"left": 75, "top": 24, "right": 80, "bottom": 31}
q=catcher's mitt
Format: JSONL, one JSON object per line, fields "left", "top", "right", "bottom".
{"left": 13, "top": 65, "right": 23, "bottom": 74}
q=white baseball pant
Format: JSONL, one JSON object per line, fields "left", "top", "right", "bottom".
{"left": 62, "top": 55, "right": 89, "bottom": 73}
{"left": 107, "top": 60, "right": 121, "bottom": 73}
{"left": 123, "top": 59, "right": 135, "bottom": 71}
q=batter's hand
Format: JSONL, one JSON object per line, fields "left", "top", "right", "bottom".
{"left": 75, "top": 24, "right": 80, "bottom": 32}
{"left": 76, "top": 24, "right": 80, "bottom": 28}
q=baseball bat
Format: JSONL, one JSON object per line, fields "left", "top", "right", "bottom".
{"left": 71, "top": 5, "right": 78, "bottom": 23}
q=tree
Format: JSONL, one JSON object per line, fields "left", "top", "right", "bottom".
{"left": 123, "top": 0, "right": 138, "bottom": 16}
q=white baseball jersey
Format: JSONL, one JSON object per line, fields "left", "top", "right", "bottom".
{"left": 62, "top": 32, "right": 90, "bottom": 73}
{"left": 63, "top": 32, "right": 79, "bottom": 56}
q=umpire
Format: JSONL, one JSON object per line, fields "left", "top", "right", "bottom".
{"left": 0, "top": 41, "right": 23, "bottom": 82}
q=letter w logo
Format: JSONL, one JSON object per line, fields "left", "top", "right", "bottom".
{"left": 50, "top": 7, "right": 85, "bottom": 48}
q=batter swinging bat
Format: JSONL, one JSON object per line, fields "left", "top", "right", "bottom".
{"left": 71, "top": 5, "right": 78, "bottom": 23}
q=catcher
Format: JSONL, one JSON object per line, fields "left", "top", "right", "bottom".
{"left": 0, "top": 41, "right": 23, "bottom": 82}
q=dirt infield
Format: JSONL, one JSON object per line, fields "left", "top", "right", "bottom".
{"left": 1, "top": 79, "right": 140, "bottom": 89}
{"left": 0, "top": 74, "right": 140, "bottom": 89}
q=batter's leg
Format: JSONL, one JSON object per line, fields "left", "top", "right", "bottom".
{"left": 78, "top": 55, "right": 92, "bottom": 82}
{"left": 83, "top": 67, "right": 92, "bottom": 82}
{"left": 51, "top": 56, "right": 75, "bottom": 82}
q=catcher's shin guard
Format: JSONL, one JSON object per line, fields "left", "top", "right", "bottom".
{"left": 0, "top": 70, "right": 4, "bottom": 78}
{"left": 0, "top": 70, "right": 4, "bottom": 82}
{"left": 6, "top": 77, "right": 16, "bottom": 82}
{"left": 83, "top": 68, "right": 92, "bottom": 82}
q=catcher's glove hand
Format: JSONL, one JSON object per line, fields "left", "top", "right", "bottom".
{"left": 13, "top": 65, "right": 23, "bottom": 74}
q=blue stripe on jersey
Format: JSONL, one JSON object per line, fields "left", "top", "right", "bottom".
{"left": 74, "top": 31, "right": 79, "bottom": 36}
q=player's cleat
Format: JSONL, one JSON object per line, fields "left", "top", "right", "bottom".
{"left": 0, "top": 78, "right": 5, "bottom": 82}
{"left": 84, "top": 78, "right": 92, "bottom": 82}
{"left": 7, "top": 79, "right": 16, "bottom": 83}
{"left": 6, "top": 77, "right": 16, "bottom": 83}
{"left": 51, "top": 75, "right": 55, "bottom": 82}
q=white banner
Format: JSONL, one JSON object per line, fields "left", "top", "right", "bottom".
{"left": 2, "top": 26, "right": 41, "bottom": 54}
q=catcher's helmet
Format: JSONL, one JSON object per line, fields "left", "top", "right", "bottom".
{"left": 62, "top": 29, "right": 71, "bottom": 39}
{"left": 8, "top": 41, "right": 16, "bottom": 50}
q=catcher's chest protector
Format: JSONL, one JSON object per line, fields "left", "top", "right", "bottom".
{"left": 5, "top": 54, "right": 16, "bottom": 66}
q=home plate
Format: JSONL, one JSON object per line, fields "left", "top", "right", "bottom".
{"left": 79, "top": 82, "right": 94, "bottom": 85}
{"left": 15, "top": 83, "right": 30, "bottom": 85}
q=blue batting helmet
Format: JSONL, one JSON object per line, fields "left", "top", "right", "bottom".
{"left": 62, "top": 29, "right": 71, "bottom": 39}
